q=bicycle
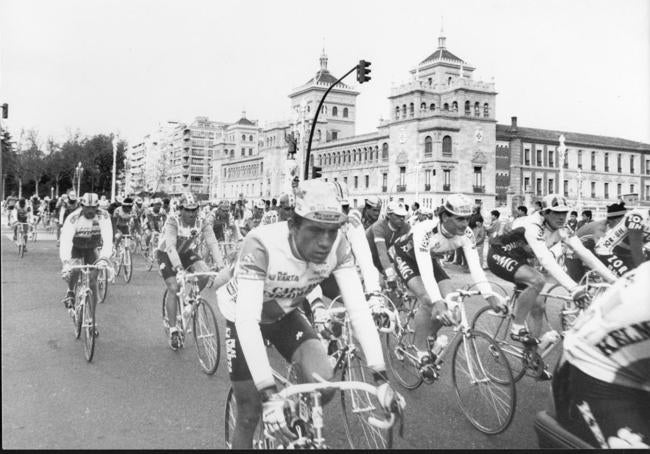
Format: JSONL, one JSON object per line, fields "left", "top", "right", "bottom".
{"left": 142, "top": 230, "right": 160, "bottom": 272}
{"left": 27, "top": 222, "right": 37, "bottom": 242}
{"left": 112, "top": 234, "right": 133, "bottom": 283}
{"left": 162, "top": 270, "right": 221, "bottom": 374}
{"left": 64, "top": 262, "right": 113, "bottom": 362}
{"left": 385, "top": 288, "right": 517, "bottom": 434}
{"left": 224, "top": 370, "right": 402, "bottom": 449}
{"left": 470, "top": 278, "right": 610, "bottom": 382}
{"left": 14, "top": 222, "right": 30, "bottom": 258}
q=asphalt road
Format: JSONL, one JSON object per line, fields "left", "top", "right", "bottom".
{"left": 1, "top": 226, "right": 557, "bottom": 449}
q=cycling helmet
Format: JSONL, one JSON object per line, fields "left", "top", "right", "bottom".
{"left": 254, "top": 199, "right": 266, "bottom": 210}
{"left": 179, "top": 193, "right": 199, "bottom": 210}
{"left": 441, "top": 194, "right": 473, "bottom": 217}
{"left": 294, "top": 179, "right": 347, "bottom": 224}
{"left": 331, "top": 181, "right": 350, "bottom": 206}
{"left": 67, "top": 190, "right": 77, "bottom": 201}
{"left": 80, "top": 193, "right": 100, "bottom": 207}
{"left": 152, "top": 198, "right": 163, "bottom": 206}
{"left": 386, "top": 201, "right": 408, "bottom": 216}
{"left": 541, "top": 194, "right": 570, "bottom": 212}
{"left": 122, "top": 197, "right": 134, "bottom": 207}
{"left": 365, "top": 196, "right": 382, "bottom": 208}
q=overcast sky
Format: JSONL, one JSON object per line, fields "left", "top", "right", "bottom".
{"left": 1, "top": 0, "right": 648, "bottom": 147}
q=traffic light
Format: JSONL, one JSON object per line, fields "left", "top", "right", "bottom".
{"left": 1, "top": 103, "right": 7, "bottom": 119}
{"left": 312, "top": 166, "right": 323, "bottom": 179}
{"left": 356, "top": 60, "right": 372, "bottom": 84}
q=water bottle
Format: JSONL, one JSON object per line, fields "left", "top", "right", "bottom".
{"left": 538, "top": 330, "right": 561, "bottom": 355}
{"left": 431, "top": 334, "right": 449, "bottom": 359}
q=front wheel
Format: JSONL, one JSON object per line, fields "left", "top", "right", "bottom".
{"left": 193, "top": 299, "right": 221, "bottom": 375}
{"left": 451, "top": 329, "right": 516, "bottom": 435}
{"left": 82, "top": 291, "right": 96, "bottom": 362}
{"left": 122, "top": 248, "right": 133, "bottom": 283}
{"left": 340, "top": 356, "right": 393, "bottom": 449}
{"left": 72, "top": 285, "right": 83, "bottom": 339}
{"left": 224, "top": 387, "right": 266, "bottom": 449}
{"left": 97, "top": 268, "right": 108, "bottom": 304}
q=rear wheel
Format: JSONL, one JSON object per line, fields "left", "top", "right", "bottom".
{"left": 384, "top": 295, "right": 422, "bottom": 390}
{"left": 114, "top": 247, "right": 123, "bottom": 277}
{"left": 452, "top": 330, "right": 516, "bottom": 435}
{"left": 82, "top": 291, "right": 96, "bottom": 362}
{"left": 224, "top": 387, "right": 265, "bottom": 449}
{"left": 72, "top": 284, "right": 83, "bottom": 339}
{"left": 97, "top": 268, "right": 108, "bottom": 304}
{"left": 122, "top": 248, "right": 133, "bottom": 283}
{"left": 340, "top": 356, "right": 393, "bottom": 449}
{"left": 192, "top": 298, "right": 221, "bottom": 375}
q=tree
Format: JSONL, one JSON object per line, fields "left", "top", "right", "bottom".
{"left": 1, "top": 129, "right": 17, "bottom": 200}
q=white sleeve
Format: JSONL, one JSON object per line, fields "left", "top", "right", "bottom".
{"left": 565, "top": 235, "right": 618, "bottom": 284}
{"left": 524, "top": 225, "right": 577, "bottom": 290}
{"left": 333, "top": 266, "right": 386, "bottom": 372}
{"left": 461, "top": 232, "right": 492, "bottom": 295}
{"left": 413, "top": 223, "right": 443, "bottom": 302}
{"left": 59, "top": 217, "right": 75, "bottom": 263}
{"left": 346, "top": 224, "right": 381, "bottom": 293}
{"left": 98, "top": 215, "right": 113, "bottom": 260}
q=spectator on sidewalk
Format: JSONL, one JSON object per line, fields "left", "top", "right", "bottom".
{"left": 576, "top": 209, "right": 592, "bottom": 230}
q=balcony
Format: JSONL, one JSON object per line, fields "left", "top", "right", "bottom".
{"left": 443, "top": 184, "right": 451, "bottom": 192}
{"left": 424, "top": 184, "right": 431, "bottom": 191}
{"left": 382, "top": 186, "right": 387, "bottom": 193}
{"left": 473, "top": 185, "right": 485, "bottom": 193}
{"left": 396, "top": 184, "right": 406, "bottom": 192}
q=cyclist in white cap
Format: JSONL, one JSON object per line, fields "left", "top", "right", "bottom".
{"left": 361, "top": 195, "right": 382, "bottom": 230}
{"left": 488, "top": 194, "right": 616, "bottom": 363}
{"left": 217, "top": 179, "right": 404, "bottom": 448}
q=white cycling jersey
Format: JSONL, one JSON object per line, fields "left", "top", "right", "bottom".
{"left": 562, "top": 261, "right": 650, "bottom": 392}
{"left": 595, "top": 209, "right": 650, "bottom": 256}
{"left": 59, "top": 208, "right": 113, "bottom": 262}
{"left": 216, "top": 221, "right": 385, "bottom": 390}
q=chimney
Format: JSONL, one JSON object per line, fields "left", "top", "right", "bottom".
{"left": 511, "top": 116, "right": 518, "bottom": 132}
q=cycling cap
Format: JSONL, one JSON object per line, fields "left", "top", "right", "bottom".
{"left": 122, "top": 197, "right": 134, "bottom": 206}
{"left": 279, "top": 192, "right": 295, "bottom": 207}
{"left": 80, "top": 193, "right": 99, "bottom": 207}
{"left": 365, "top": 196, "right": 382, "bottom": 208}
{"left": 255, "top": 199, "right": 266, "bottom": 209}
{"left": 387, "top": 201, "right": 408, "bottom": 216}
{"left": 152, "top": 198, "right": 163, "bottom": 205}
{"left": 331, "top": 181, "right": 350, "bottom": 206}
{"left": 67, "top": 190, "right": 77, "bottom": 201}
{"left": 294, "top": 179, "right": 347, "bottom": 224}
{"left": 442, "top": 194, "right": 473, "bottom": 217}
{"left": 542, "top": 194, "right": 570, "bottom": 212}
{"left": 179, "top": 193, "right": 199, "bottom": 210}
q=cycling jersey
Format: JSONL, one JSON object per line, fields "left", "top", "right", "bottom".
{"left": 210, "top": 208, "right": 235, "bottom": 241}
{"left": 216, "top": 221, "right": 385, "bottom": 390}
{"left": 157, "top": 212, "right": 219, "bottom": 270}
{"left": 562, "top": 261, "right": 650, "bottom": 393}
{"left": 144, "top": 207, "right": 166, "bottom": 233}
{"left": 59, "top": 201, "right": 79, "bottom": 225}
{"left": 391, "top": 219, "right": 491, "bottom": 301}
{"left": 113, "top": 206, "right": 136, "bottom": 228}
{"left": 595, "top": 209, "right": 650, "bottom": 257}
{"left": 13, "top": 206, "right": 31, "bottom": 224}
{"left": 366, "top": 217, "right": 411, "bottom": 274}
{"left": 59, "top": 208, "right": 113, "bottom": 262}
{"left": 260, "top": 209, "right": 280, "bottom": 226}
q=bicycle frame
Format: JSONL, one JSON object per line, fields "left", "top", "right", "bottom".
{"left": 174, "top": 271, "right": 220, "bottom": 333}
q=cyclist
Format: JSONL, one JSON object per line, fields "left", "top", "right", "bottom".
{"left": 366, "top": 200, "right": 411, "bottom": 290}
{"left": 277, "top": 192, "right": 295, "bottom": 222}
{"left": 210, "top": 200, "right": 237, "bottom": 242}
{"left": 593, "top": 204, "right": 649, "bottom": 276}
{"left": 240, "top": 199, "right": 265, "bottom": 236}
{"left": 112, "top": 197, "right": 137, "bottom": 250}
{"left": 361, "top": 196, "right": 382, "bottom": 230}
{"left": 131, "top": 196, "right": 145, "bottom": 239}
{"left": 553, "top": 261, "right": 650, "bottom": 448}
{"left": 30, "top": 195, "right": 41, "bottom": 226}
{"left": 142, "top": 198, "right": 166, "bottom": 252}
{"left": 56, "top": 191, "right": 80, "bottom": 245}
{"left": 59, "top": 193, "right": 113, "bottom": 315}
{"left": 390, "top": 194, "right": 506, "bottom": 366}
{"left": 157, "top": 193, "right": 223, "bottom": 350}
{"left": 11, "top": 198, "right": 33, "bottom": 251}
{"left": 216, "top": 179, "right": 404, "bottom": 448}
{"left": 487, "top": 194, "right": 617, "bottom": 355}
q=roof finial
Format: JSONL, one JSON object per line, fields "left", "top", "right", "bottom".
{"left": 438, "top": 16, "right": 446, "bottom": 50}
{"left": 241, "top": 110, "right": 246, "bottom": 119}
{"left": 320, "top": 46, "right": 328, "bottom": 72}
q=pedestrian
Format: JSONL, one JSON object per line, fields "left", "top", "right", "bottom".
{"left": 566, "top": 210, "right": 578, "bottom": 232}
{"left": 471, "top": 215, "right": 486, "bottom": 268}
{"left": 576, "top": 210, "right": 592, "bottom": 230}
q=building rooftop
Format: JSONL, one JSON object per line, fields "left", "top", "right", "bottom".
{"left": 420, "top": 48, "right": 466, "bottom": 65}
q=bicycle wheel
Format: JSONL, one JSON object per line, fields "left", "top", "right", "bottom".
{"left": 193, "top": 298, "right": 221, "bottom": 375}
{"left": 451, "top": 330, "right": 516, "bottom": 435}
{"left": 145, "top": 246, "right": 154, "bottom": 271}
{"left": 122, "top": 248, "right": 133, "bottom": 283}
{"left": 97, "top": 268, "right": 108, "bottom": 304}
{"left": 82, "top": 291, "right": 96, "bottom": 362}
{"left": 384, "top": 296, "right": 422, "bottom": 390}
{"left": 18, "top": 243, "right": 24, "bottom": 258}
{"left": 72, "top": 285, "right": 83, "bottom": 339}
{"left": 541, "top": 283, "right": 569, "bottom": 334}
{"left": 340, "top": 356, "right": 393, "bottom": 449}
{"left": 114, "top": 249, "right": 123, "bottom": 277}
{"left": 224, "top": 387, "right": 265, "bottom": 449}
{"left": 471, "top": 304, "right": 527, "bottom": 382}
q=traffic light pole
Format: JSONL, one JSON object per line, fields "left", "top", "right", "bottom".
{"left": 303, "top": 65, "right": 357, "bottom": 180}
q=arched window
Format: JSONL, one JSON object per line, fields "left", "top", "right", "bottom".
{"left": 230, "top": 149, "right": 234, "bottom": 158}
{"left": 332, "top": 106, "right": 338, "bottom": 117}
{"left": 452, "top": 101, "right": 458, "bottom": 111}
{"left": 375, "top": 146, "right": 379, "bottom": 160}
{"left": 420, "top": 102, "right": 426, "bottom": 110}
{"left": 430, "top": 103, "right": 435, "bottom": 111}
{"left": 443, "top": 103, "right": 449, "bottom": 111}
{"left": 464, "top": 101, "right": 471, "bottom": 115}
{"left": 343, "top": 107, "right": 348, "bottom": 118}
{"left": 483, "top": 103, "right": 489, "bottom": 117}
{"left": 448, "top": 76, "right": 452, "bottom": 85}
{"left": 319, "top": 155, "right": 322, "bottom": 166}
{"left": 382, "top": 143, "right": 389, "bottom": 161}
{"left": 337, "top": 151, "right": 341, "bottom": 165}
{"left": 474, "top": 102, "right": 480, "bottom": 117}
{"left": 402, "top": 104, "right": 407, "bottom": 118}
{"left": 442, "top": 135, "right": 452, "bottom": 156}
{"left": 395, "top": 106, "right": 400, "bottom": 119}
{"left": 424, "top": 136, "right": 432, "bottom": 158}
{"left": 409, "top": 103, "right": 414, "bottom": 117}
{"left": 317, "top": 129, "right": 321, "bottom": 141}
{"left": 428, "top": 77, "right": 432, "bottom": 86}
{"left": 249, "top": 135, "right": 253, "bottom": 141}
{"left": 364, "top": 148, "right": 368, "bottom": 161}
{"left": 242, "top": 134, "right": 246, "bottom": 141}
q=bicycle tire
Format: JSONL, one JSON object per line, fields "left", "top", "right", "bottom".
{"left": 97, "top": 268, "right": 108, "bottom": 304}
{"left": 72, "top": 284, "right": 83, "bottom": 339}
{"left": 123, "top": 248, "right": 132, "bottom": 283}
{"left": 224, "top": 387, "right": 265, "bottom": 449}
{"left": 340, "top": 356, "right": 393, "bottom": 449}
{"left": 384, "top": 293, "right": 422, "bottom": 390}
{"left": 471, "top": 304, "right": 527, "bottom": 382}
{"left": 451, "top": 329, "right": 516, "bottom": 435}
{"left": 82, "top": 291, "right": 96, "bottom": 362}
{"left": 541, "top": 283, "right": 570, "bottom": 334}
{"left": 145, "top": 247, "right": 154, "bottom": 271}
{"left": 114, "top": 249, "right": 123, "bottom": 277}
{"left": 193, "top": 298, "right": 221, "bottom": 375}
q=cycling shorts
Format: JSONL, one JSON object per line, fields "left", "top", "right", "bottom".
{"left": 487, "top": 246, "right": 528, "bottom": 283}
{"left": 225, "top": 309, "right": 319, "bottom": 382}
{"left": 553, "top": 361, "right": 650, "bottom": 448}
{"left": 115, "top": 224, "right": 130, "bottom": 235}
{"left": 389, "top": 246, "right": 449, "bottom": 284}
{"left": 71, "top": 247, "right": 99, "bottom": 265}
{"left": 156, "top": 250, "right": 202, "bottom": 280}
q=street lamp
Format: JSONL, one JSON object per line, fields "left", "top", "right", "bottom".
{"left": 74, "top": 161, "right": 84, "bottom": 196}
